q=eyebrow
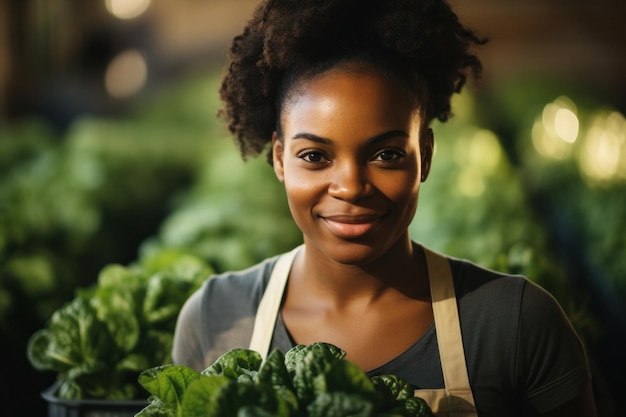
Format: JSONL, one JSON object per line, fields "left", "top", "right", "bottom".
{"left": 291, "top": 130, "right": 409, "bottom": 145}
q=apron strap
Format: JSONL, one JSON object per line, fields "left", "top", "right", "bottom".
{"left": 249, "top": 245, "right": 301, "bottom": 358}
{"left": 423, "top": 245, "right": 477, "bottom": 415}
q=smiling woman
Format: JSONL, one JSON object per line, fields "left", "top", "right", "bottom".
{"left": 171, "top": 1, "right": 598, "bottom": 416}
{"left": 272, "top": 66, "right": 428, "bottom": 266}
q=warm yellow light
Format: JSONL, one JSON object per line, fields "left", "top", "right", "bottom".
{"left": 554, "top": 108, "right": 579, "bottom": 143}
{"left": 105, "top": 0, "right": 151, "bottom": 20}
{"left": 532, "top": 118, "right": 570, "bottom": 160}
{"left": 606, "top": 111, "right": 626, "bottom": 138}
{"left": 579, "top": 126, "right": 621, "bottom": 184}
{"left": 578, "top": 110, "right": 626, "bottom": 184}
{"left": 104, "top": 49, "right": 148, "bottom": 99}
{"left": 534, "top": 96, "right": 578, "bottom": 160}
{"left": 606, "top": 111, "right": 626, "bottom": 180}
{"left": 542, "top": 103, "right": 558, "bottom": 136}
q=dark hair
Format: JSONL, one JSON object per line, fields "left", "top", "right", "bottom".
{"left": 219, "top": 0, "right": 486, "bottom": 162}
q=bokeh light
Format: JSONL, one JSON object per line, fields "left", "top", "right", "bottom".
{"left": 532, "top": 96, "right": 579, "bottom": 160}
{"left": 104, "top": 49, "right": 148, "bottom": 99}
{"left": 578, "top": 110, "right": 626, "bottom": 185}
{"left": 105, "top": 0, "right": 152, "bottom": 20}
{"left": 554, "top": 107, "right": 579, "bottom": 144}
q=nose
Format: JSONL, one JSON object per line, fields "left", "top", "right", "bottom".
{"left": 327, "top": 161, "right": 373, "bottom": 201}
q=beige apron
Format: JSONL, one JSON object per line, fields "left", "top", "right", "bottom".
{"left": 249, "top": 245, "right": 478, "bottom": 417}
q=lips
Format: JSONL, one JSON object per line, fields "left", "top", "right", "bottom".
{"left": 320, "top": 214, "right": 383, "bottom": 239}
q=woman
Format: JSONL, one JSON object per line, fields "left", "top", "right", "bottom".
{"left": 172, "top": 1, "right": 597, "bottom": 415}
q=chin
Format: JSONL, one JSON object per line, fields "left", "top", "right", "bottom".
{"left": 317, "top": 239, "right": 386, "bottom": 266}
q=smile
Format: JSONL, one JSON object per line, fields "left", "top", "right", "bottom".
{"left": 320, "top": 214, "right": 383, "bottom": 239}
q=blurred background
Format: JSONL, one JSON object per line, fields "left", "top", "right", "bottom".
{"left": 1, "top": 0, "right": 625, "bottom": 416}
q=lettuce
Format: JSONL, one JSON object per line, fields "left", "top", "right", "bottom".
{"left": 26, "top": 249, "right": 212, "bottom": 400}
{"left": 137, "top": 342, "right": 433, "bottom": 417}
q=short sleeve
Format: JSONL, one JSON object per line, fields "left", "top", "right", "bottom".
{"left": 516, "top": 279, "right": 592, "bottom": 413}
{"left": 172, "top": 287, "right": 206, "bottom": 371}
{"left": 171, "top": 258, "right": 277, "bottom": 371}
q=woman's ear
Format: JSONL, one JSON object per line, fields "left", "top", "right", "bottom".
{"left": 272, "top": 132, "right": 285, "bottom": 182}
{"left": 420, "top": 128, "right": 434, "bottom": 182}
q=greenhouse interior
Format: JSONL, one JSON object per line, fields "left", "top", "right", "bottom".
{"left": 0, "top": 0, "right": 625, "bottom": 416}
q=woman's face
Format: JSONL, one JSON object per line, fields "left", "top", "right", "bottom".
{"left": 273, "top": 65, "right": 433, "bottom": 265}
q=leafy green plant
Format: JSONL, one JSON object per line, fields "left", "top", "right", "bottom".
{"left": 139, "top": 140, "right": 302, "bottom": 273}
{"left": 26, "top": 249, "right": 212, "bottom": 400}
{"left": 137, "top": 342, "right": 433, "bottom": 417}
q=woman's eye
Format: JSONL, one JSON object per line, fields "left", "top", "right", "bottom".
{"left": 300, "top": 151, "right": 327, "bottom": 164}
{"left": 374, "top": 149, "right": 404, "bottom": 162}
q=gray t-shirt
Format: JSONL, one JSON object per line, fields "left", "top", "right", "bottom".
{"left": 172, "top": 247, "right": 591, "bottom": 417}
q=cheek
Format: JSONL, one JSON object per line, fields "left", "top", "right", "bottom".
{"left": 390, "top": 176, "right": 421, "bottom": 209}
{"left": 282, "top": 183, "right": 322, "bottom": 235}
{"left": 284, "top": 179, "right": 310, "bottom": 206}
{"left": 379, "top": 160, "right": 421, "bottom": 201}
{"left": 281, "top": 166, "right": 323, "bottom": 214}
{"left": 386, "top": 175, "right": 421, "bottom": 228}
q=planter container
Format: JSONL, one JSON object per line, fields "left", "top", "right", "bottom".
{"left": 42, "top": 382, "right": 147, "bottom": 417}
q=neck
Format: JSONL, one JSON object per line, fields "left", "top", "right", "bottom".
{"left": 292, "top": 237, "right": 428, "bottom": 306}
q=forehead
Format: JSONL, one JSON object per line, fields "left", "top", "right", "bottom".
{"left": 288, "top": 62, "right": 414, "bottom": 103}
{"left": 280, "top": 65, "right": 420, "bottom": 134}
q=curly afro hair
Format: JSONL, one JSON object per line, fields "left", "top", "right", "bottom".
{"left": 219, "top": 0, "right": 486, "bottom": 162}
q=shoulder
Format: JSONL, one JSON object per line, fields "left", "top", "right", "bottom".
{"left": 175, "top": 254, "right": 280, "bottom": 339}
{"left": 198, "top": 255, "right": 279, "bottom": 309}
{"left": 447, "top": 254, "right": 571, "bottom": 325}
{"left": 447, "top": 255, "right": 530, "bottom": 308}
{"left": 447, "top": 254, "right": 574, "bottom": 335}
{"left": 172, "top": 254, "right": 281, "bottom": 369}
